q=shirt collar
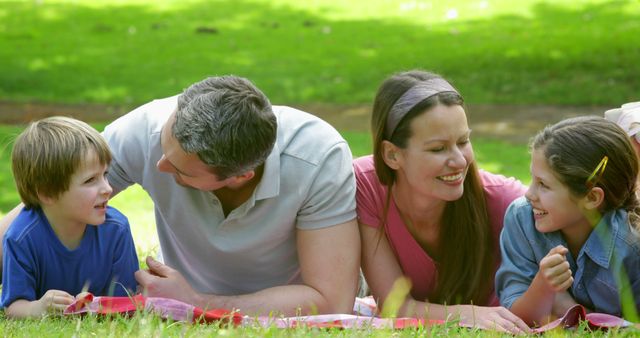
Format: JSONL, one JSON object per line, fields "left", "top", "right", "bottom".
{"left": 582, "top": 209, "right": 623, "bottom": 269}
{"left": 253, "top": 142, "right": 280, "bottom": 201}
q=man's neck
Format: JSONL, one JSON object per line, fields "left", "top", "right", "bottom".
{"left": 214, "top": 164, "right": 265, "bottom": 217}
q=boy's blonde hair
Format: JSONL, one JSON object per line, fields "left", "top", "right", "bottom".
{"left": 11, "top": 116, "right": 112, "bottom": 209}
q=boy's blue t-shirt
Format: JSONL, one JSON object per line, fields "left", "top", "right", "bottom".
{"left": 1, "top": 206, "right": 139, "bottom": 308}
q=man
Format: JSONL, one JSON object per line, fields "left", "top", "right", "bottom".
{"left": 0, "top": 75, "right": 360, "bottom": 316}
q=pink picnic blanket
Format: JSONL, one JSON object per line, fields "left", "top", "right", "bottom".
{"left": 64, "top": 294, "right": 635, "bottom": 331}
{"left": 64, "top": 293, "right": 440, "bottom": 329}
{"left": 532, "top": 304, "right": 634, "bottom": 333}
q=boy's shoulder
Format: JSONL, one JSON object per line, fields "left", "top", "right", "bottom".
{"left": 4, "top": 207, "right": 47, "bottom": 244}
{"left": 4, "top": 206, "right": 131, "bottom": 245}
{"left": 101, "top": 206, "right": 131, "bottom": 231}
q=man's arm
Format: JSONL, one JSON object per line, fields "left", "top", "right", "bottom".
{"left": 0, "top": 203, "right": 24, "bottom": 278}
{"left": 136, "top": 219, "right": 360, "bottom": 316}
{"left": 359, "top": 223, "right": 530, "bottom": 333}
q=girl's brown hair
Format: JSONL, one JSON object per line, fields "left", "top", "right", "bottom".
{"left": 371, "top": 70, "right": 494, "bottom": 304}
{"left": 531, "top": 116, "right": 640, "bottom": 230}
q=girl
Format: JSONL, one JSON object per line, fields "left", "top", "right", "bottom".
{"left": 355, "top": 70, "right": 530, "bottom": 333}
{"left": 496, "top": 116, "right": 640, "bottom": 326}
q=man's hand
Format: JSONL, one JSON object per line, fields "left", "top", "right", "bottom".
{"left": 539, "top": 245, "right": 573, "bottom": 292}
{"left": 135, "top": 256, "right": 200, "bottom": 305}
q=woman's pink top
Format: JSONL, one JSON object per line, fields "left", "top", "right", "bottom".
{"left": 354, "top": 155, "right": 526, "bottom": 305}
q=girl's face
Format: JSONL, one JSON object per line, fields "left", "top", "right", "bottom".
{"left": 392, "top": 104, "right": 474, "bottom": 202}
{"left": 525, "top": 148, "right": 590, "bottom": 235}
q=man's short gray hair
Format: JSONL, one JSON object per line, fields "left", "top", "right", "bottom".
{"left": 173, "top": 76, "right": 277, "bottom": 179}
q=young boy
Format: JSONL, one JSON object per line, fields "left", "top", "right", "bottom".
{"left": 1, "top": 116, "right": 139, "bottom": 318}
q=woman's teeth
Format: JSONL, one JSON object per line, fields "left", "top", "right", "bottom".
{"left": 438, "top": 173, "right": 463, "bottom": 181}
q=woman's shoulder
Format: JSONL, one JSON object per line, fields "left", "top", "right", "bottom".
{"left": 479, "top": 169, "right": 527, "bottom": 210}
{"left": 353, "top": 155, "right": 383, "bottom": 185}
{"left": 478, "top": 170, "right": 524, "bottom": 190}
{"left": 353, "top": 155, "right": 375, "bottom": 174}
{"left": 353, "top": 155, "right": 385, "bottom": 194}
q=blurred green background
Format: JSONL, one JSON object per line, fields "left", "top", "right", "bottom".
{"left": 1, "top": 0, "right": 638, "bottom": 105}
{"left": 1, "top": 0, "right": 639, "bottom": 253}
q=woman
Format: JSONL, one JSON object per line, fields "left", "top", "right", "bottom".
{"left": 355, "top": 70, "right": 530, "bottom": 333}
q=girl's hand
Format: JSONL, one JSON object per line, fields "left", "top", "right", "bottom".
{"left": 36, "top": 289, "right": 75, "bottom": 315}
{"left": 539, "top": 245, "right": 573, "bottom": 292}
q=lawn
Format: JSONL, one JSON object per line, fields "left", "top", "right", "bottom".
{"left": 1, "top": 311, "right": 633, "bottom": 337}
{"left": 1, "top": 0, "right": 639, "bottom": 107}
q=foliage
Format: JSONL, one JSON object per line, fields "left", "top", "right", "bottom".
{"left": 1, "top": 0, "right": 639, "bottom": 106}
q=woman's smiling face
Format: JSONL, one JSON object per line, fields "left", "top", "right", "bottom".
{"left": 393, "top": 104, "right": 474, "bottom": 202}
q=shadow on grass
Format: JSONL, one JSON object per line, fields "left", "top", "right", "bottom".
{"left": 0, "top": 1, "right": 639, "bottom": 107}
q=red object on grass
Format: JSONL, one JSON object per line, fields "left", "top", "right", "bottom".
{"left": 65, "top": 293, "right": 243, "bottom": 325}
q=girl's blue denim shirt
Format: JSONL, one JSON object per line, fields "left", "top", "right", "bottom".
{"left": 496, "top": 197, "right": 640, "bottom": 317}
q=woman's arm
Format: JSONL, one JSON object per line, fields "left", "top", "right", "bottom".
{"left": 359, "top": 223, "right": 529, "bottom": 333}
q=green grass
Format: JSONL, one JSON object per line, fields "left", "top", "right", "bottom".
{"left": 0, "top": 309, "right": 637, "bottom": 337}
{"left": 1, "top": 0, "right": 639, "bottom": 106}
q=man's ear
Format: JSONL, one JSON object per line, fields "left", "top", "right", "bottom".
{"left": 582, "top": 187, "right": 605, "bottom": 210}
{"left": 381, "top": 140, "right": 401, "bottom": 170}
{"left": 231, "top": 170, "right": 255, "bottom": 185}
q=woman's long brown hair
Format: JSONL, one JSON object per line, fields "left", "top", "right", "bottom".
{"left": 371, "top": 70, "right": 494, "bottom": 305}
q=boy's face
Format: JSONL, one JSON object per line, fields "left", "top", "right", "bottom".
{"left": 44, "top": 150, "right": 113, "bottom": 228}
{"left": 524, "top": 148, "right": 590, "bottom": 237}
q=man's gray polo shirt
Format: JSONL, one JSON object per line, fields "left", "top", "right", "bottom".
{"left": 103, "top": 95, "right": 356, "bottom": 295}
